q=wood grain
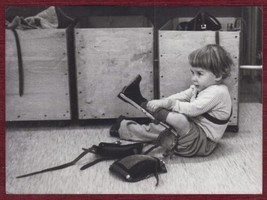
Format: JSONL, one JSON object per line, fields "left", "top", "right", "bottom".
{"left": 75, "top": 17, "right": 154, "bottom": 119}
{"left": 5, "top": 29, "right": 71, "bottom": 121}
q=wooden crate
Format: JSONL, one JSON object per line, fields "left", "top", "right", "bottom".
{"left": 159, "top": 21, "right": 240, "bottom": 129}
{"left": 75, "top": 16, "right": 154, "bottom": 119}
{"left": 5, "top": 29, "right": 71, "bottom": 121}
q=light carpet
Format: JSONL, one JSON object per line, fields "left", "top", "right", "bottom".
{"left": 6, "top": 103, "right": 262, "bottom": 194}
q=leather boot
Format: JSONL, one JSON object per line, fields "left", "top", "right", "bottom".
{"left": 118, "top": 74, "right": 148, "bottom": 106}
{"left": 118, "top": 75, "right": 170, "bottom": 125}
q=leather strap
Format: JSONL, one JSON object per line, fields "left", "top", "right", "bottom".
{"left": 202, "top": 109, "right": 232, "bottom": 125}
{"left": 11, "top": 29, "right": 24, "bottom": 96}
{"left": 16, "top": 147, "right": 94, "bottom": 178}
{"left": 200, "top": 12, "right": 206, "bottom": 30}
{"left": 16, "top": 142, "right": 146, "bottom": 178}
{"left": 143, "top": 145, "right": 160, "bottom": 155}
{"left": 215, "top": 31, "right": 220, "bottom": 45}
{"left": 80, "top": 157, "right": 113, "bottom": 170}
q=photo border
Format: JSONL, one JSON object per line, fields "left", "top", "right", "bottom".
{"left": 0, "top": 0, "right": 266, "bottom": 199}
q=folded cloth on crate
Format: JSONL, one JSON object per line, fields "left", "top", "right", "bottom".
{"left": 6, "top": 6, "right": 73, "bottom": 30}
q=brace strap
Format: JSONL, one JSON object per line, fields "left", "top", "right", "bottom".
{"left": 202, "top": 109, "right": 232, "bottom": 125}
{"left": 11, "top": 29, "right": 24, "bottom": 96}
{"left": 80, "top": 157, "right": 113, "bottom": 170}
{"left": 16, "top": 147, "right": 94, "bottom": 178}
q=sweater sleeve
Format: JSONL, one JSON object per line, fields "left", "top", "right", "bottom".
{"left": 166, "top": 86, "right": 195, "bottom": 102}
{"left": 171, "top": 87, "right": 221, "bottom": 117}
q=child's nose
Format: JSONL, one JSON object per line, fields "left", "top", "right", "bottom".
{"left": 192, "top": 75, "right": 197, "bottom": 82}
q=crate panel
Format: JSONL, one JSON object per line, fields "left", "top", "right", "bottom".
{"left": 5, "top": 29, "right": 71, "bottom": 121}
{"left": 75, "top": 27, "right": 154, "bottom": 119}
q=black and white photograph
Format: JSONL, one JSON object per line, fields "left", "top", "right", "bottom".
{"left": 5, "top": 5, "right": 262, "bottom": 194}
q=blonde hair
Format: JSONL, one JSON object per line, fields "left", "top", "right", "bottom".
{"left": 188, "top": 44, "right": 234, "bottom": 79}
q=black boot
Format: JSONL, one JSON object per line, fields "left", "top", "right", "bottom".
{"left": 110, "top": 115, "right": 127, "bottom": 138}
{"left": 118, "top": 75, "right": 175, "bottom": 134}
{"left": 118, "top": 75, "right": 148, "bottom": 107}
{"left": 118, "top": 75, "right": 171, "bottom": 126}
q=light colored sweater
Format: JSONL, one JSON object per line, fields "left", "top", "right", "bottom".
{"left": 166, "top": 84, "right": 232, "bottom": 142}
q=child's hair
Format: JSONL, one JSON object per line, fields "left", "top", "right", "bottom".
{"left": 188, "top": 44, "right": 234, "bottom": 79}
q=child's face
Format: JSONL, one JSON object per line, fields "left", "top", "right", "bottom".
{"left": 190, "top": 67, "right": 221, "bottom": 92}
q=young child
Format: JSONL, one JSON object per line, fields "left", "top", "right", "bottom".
{"left": 111, "top": 44, "right": 234, "bottom": 157}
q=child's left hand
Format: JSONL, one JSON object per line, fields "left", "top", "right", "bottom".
{"left": 146, "top": 99, "right": 172, "bottom": 112}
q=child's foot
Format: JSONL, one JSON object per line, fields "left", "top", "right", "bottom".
{"left": 110, "top": 115, "right": 127, "bottom": 138}
{"left": 118, "top": 74, "right": 148, "bottom": 106}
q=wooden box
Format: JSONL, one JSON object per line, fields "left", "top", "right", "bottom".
{"left": 159, "top": 21, "right": 240, "bottom": 129}
{"left": 75, "top": 16, "right": 154, "bottom": 119}
{"left": 5, "top": 29, "right": 71, "bottom": 121}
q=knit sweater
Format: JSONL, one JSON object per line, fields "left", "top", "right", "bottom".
{"left": 166, "top": 84, "right": 232, "bottom": 142}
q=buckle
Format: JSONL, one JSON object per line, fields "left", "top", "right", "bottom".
{"left": 201, "top": 24, "right": 207, "bottom": 30}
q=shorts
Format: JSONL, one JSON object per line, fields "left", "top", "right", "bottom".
{"left": 174, "top": 121, "right": 217, "bottom": 157}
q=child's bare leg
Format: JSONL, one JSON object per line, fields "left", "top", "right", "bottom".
{"left": 166, "top": 112, "right": 191, "bottom": 136}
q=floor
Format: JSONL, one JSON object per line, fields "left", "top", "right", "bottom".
{"left": 5, "top": 74, "right": 263, "bottom": 194}
{"left": 5, "top": 101, "right": 262, "bottom": 194}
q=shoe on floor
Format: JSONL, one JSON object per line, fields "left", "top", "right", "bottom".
{"left": 110, "top": 115, "right": 127, "bottom": 138}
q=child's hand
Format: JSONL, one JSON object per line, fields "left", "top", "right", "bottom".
{"left": 146, "top": 99, "right": 172, "bottom": 112}
{"left": 147, "top": 100, "right": 162, "bottom": 112}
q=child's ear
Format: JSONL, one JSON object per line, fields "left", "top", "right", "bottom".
{"left": 215, "top": 75, "right": 222, "bottom": 82}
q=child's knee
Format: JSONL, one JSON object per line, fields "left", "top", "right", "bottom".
{"left": 166, "top": 112, "right": 190, "bottom": 134}
{"left": 166, "top": 112, "right": 188, "bottom": 125}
